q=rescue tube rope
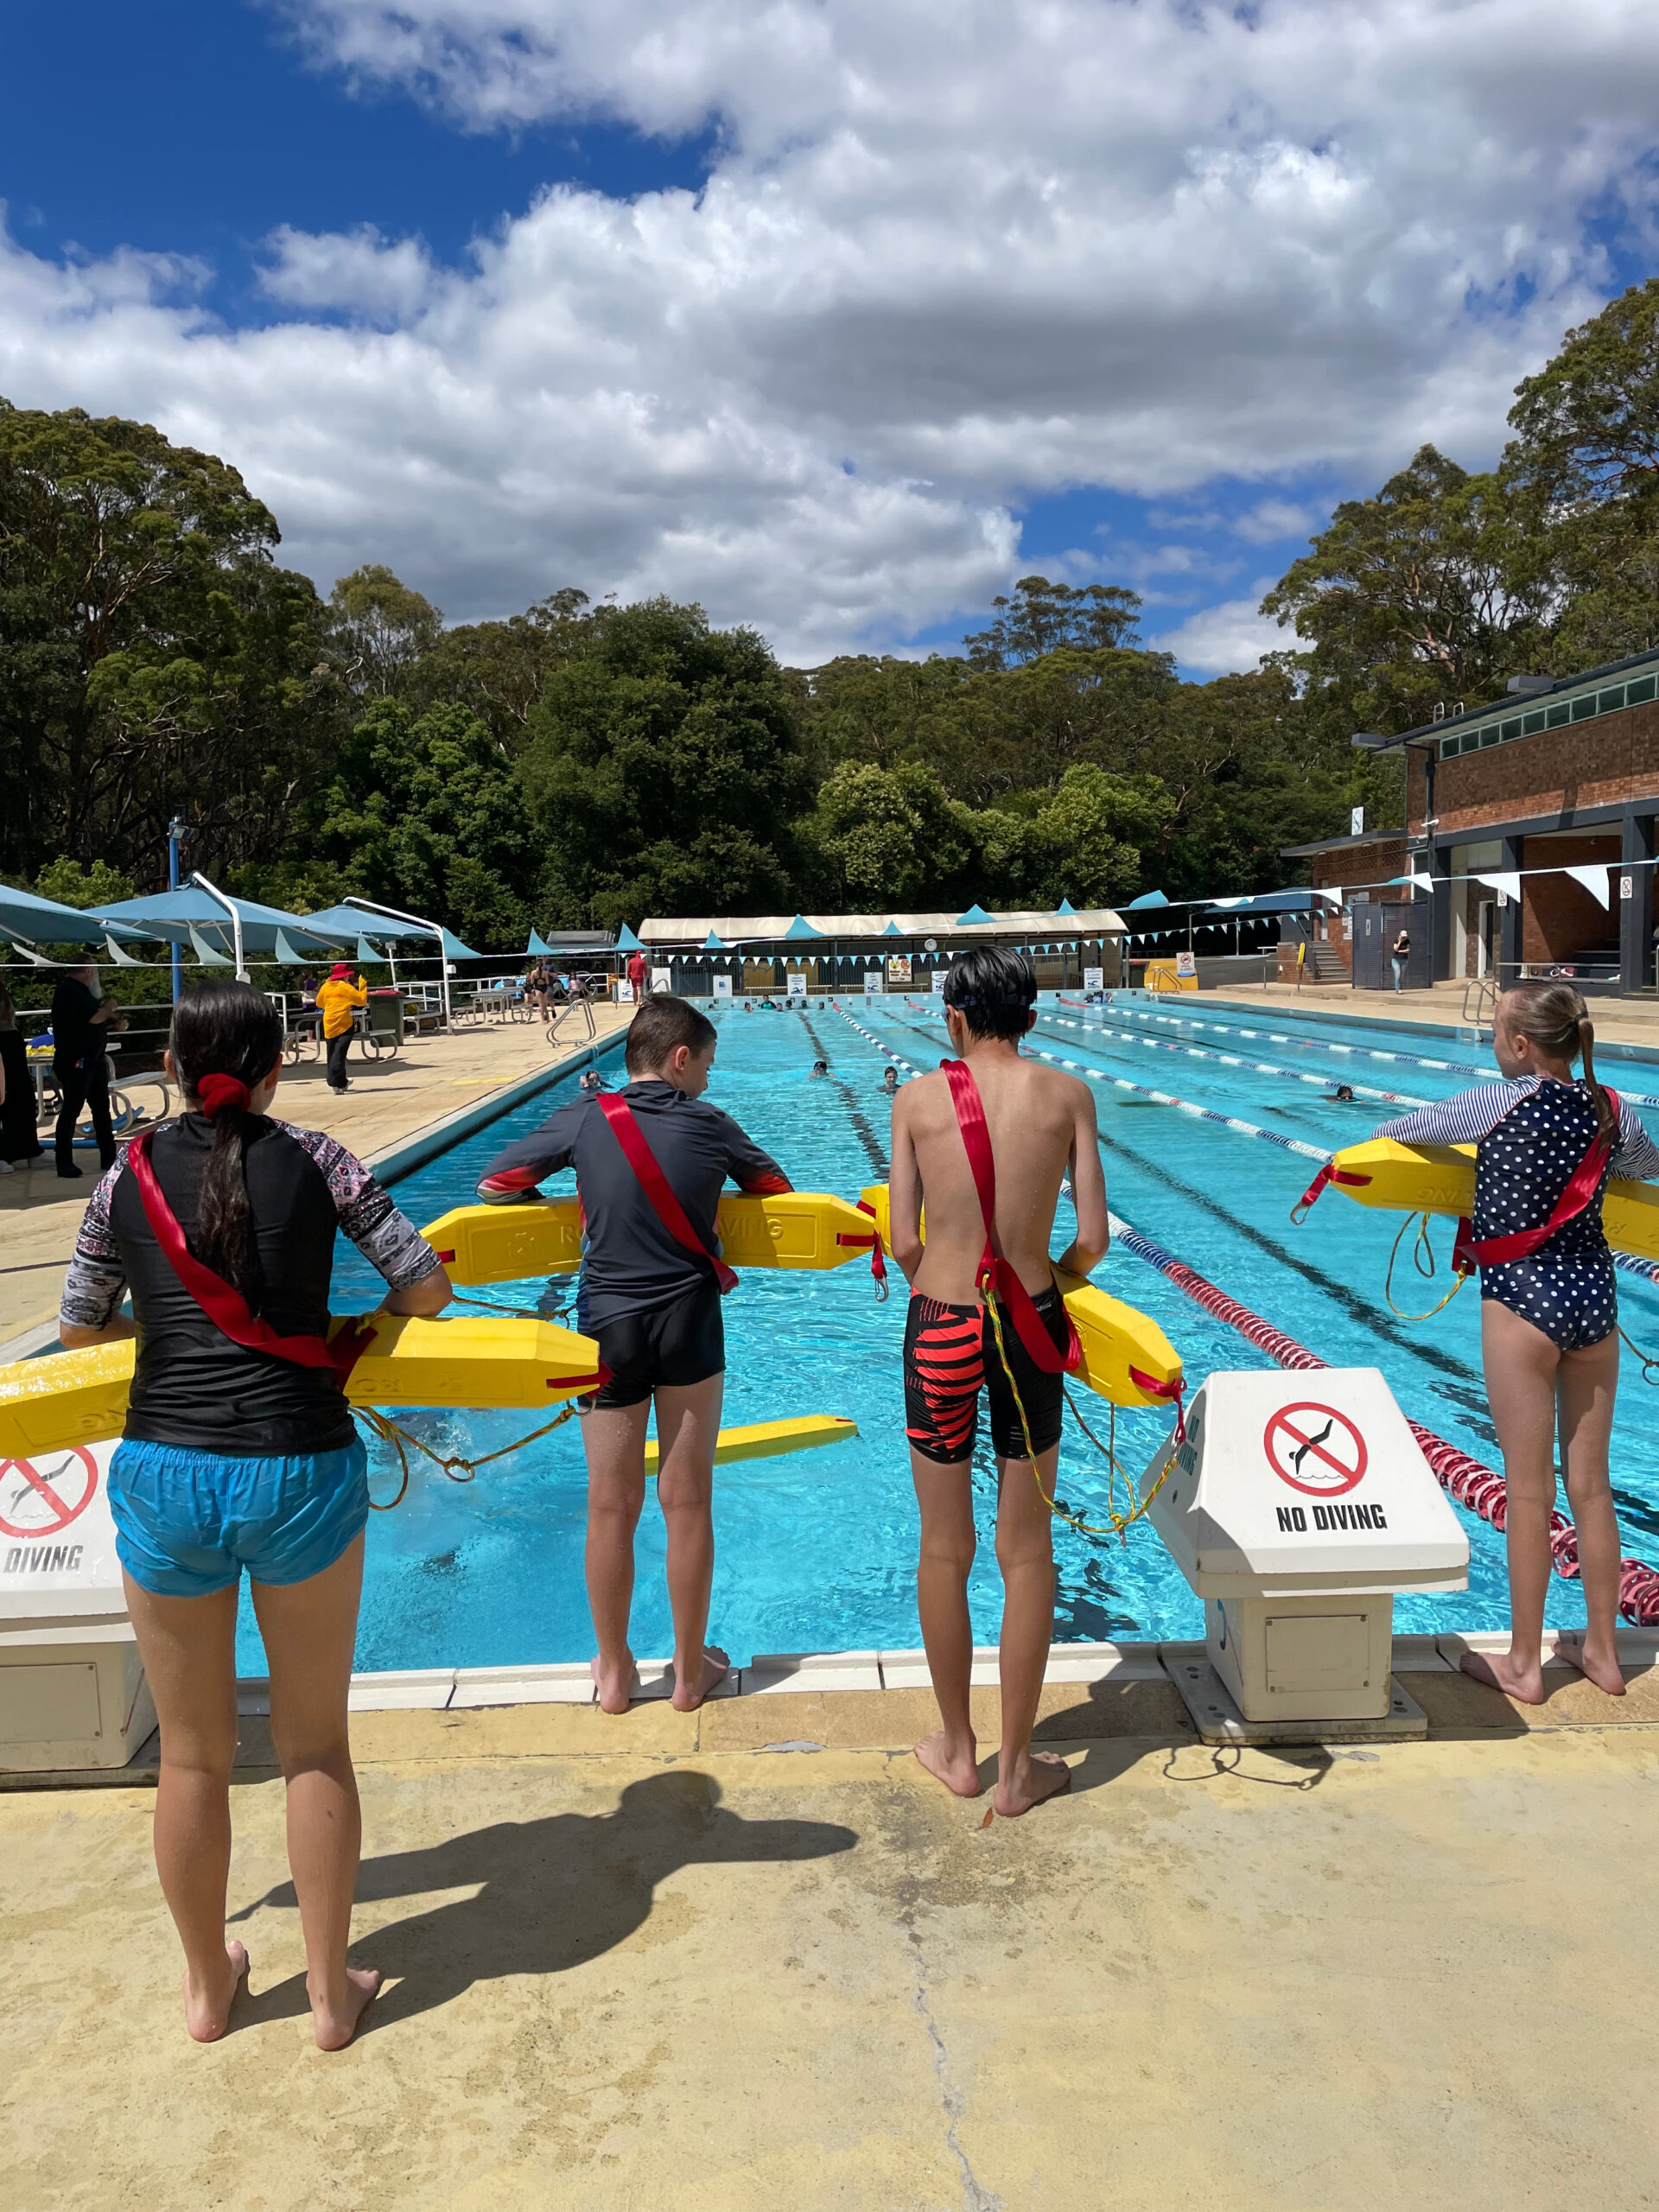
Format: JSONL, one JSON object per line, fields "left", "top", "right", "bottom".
{"left": 1104, "top": 1209, "right": 1659, "bottom": 1626}
{"left": 1058, "top": 997, "right": 1659, "bottom": 1112}
{"left": 358, "top": 1402, "right": 582, "bottom": 1511}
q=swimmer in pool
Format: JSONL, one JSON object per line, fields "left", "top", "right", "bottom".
{"left": 810, "top": 1060, "right": 829, "bottom": 1077}
{"left": 1373, "top": 981, "right": 1659, "bottom": 1704}
{"left": 578, "top": 1069, "right": 611, "bottom": 1092}
{"left": 1326, "top": 1084, "right": 1357, "bottom": 1103}
{"left": 880, "top": 1067, "right": 899, "bottom": 1094}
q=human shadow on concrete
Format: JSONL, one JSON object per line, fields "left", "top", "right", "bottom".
{"left": 230, "top": 1769, "right": 857, "bottom": 2031}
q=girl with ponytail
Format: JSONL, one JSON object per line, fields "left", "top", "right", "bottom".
{"left": 56, "top": 981, "right": 451, "bottom": 2047}
{"left": 1375, "top": 981, "right": 1659, "bottom": 1705}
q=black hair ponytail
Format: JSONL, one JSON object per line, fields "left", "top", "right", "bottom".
{"left": 168, "top": 983, "right": 284, "bottom": 1299}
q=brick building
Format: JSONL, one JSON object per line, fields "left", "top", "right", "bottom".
{"left": 1281, "top": 644, "right": 1659, "bottom": 995}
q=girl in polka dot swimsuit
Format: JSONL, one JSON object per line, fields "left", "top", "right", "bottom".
{"left": 1376, "top": 982, "right": 1659, "bottom": 1707}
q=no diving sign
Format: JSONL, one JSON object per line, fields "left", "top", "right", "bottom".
{"left": 1263, "top": 1402, "right": 1368, "bottom": 1498}
{"left": 0, "top": 1449, "right": 99, "bottom": 1541}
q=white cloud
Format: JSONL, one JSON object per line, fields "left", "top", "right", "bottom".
{"left": 1234, "top": 498, "right": 1322, "bottom": 545}
{"left": 3, "top": 1, "right": 1658, "bottom": 658}
{"left": 1150, "top": 591, "right": 1287, "bottom": 677}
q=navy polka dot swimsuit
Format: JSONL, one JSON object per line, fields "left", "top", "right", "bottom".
{"left": 1473, "top": 1082, "right": 1617, "bottom": 1351}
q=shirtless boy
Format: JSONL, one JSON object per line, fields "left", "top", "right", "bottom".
{"left": 477, "top": 996, "right": 791, "bottom": 1712}
{"left": 889, "top": 946, "right": 1109, "bottom": 1815}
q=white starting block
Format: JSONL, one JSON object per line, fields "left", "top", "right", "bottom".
{"left": 1147, "top": 1369, "right": 1469, "bottom": 1745}
{"left": 0, "top": 1440, "right": 156, "bottom": 1774}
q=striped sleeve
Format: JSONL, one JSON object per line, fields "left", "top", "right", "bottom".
{"left": 1371, "top": 1079, "right": 1535, "bottom": 1148}
{"left": 1611, "top": 1099, "right": 1659, "bottom": 1182}
{"left": 58, "top": 1154, "right": 130, "bottom": 1331}
{"left": 278, "top": 1122, "right": 443, "bottom": 1290}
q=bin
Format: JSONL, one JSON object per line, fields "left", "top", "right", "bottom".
{"left": 366, "top": 988, "right": 405, "bottom": 1047}
{"left": 1147, "top": 1367, "right": 1468, "bottom": 1732}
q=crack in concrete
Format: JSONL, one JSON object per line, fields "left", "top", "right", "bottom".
{"left": 906, "top": 1924, "right": 1003, "bottom": 2212}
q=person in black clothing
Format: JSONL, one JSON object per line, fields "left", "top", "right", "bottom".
{"left": 0, "top": 979, "right": 46, "bottom": 1169}
{"left": 478, "top": 995, "right": 791, "bottom": 1714}
{"left": 52, "top": 960, "right": 120, "bottom": 1178}
{"left": 59, "top": 982, "right": 450, "bottom": 2048}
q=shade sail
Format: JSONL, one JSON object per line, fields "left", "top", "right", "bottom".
{"left": 1203, "top": 889, "right": 1323, "bottom": 916}
{"left": 702, "top": 930, "right": 726, "bottom": 950}
{"left": 613, "top": 923, "right": 645, "bottom": 951}
{"left": 439, "top": 927, "right": 480, "bottom": 960}
{"left": 0, "top": 885, "right": 147, "bottom": 949}
{"left": 642, "top": 906, "right": 1126, "bottom": 944}
{"left": 297, "top": 903, "right": 435, "bottom": 944}
{"left": 782, "top": 913, "right": 826, "bottom": 941}
{"left": 524, "top": 930, "right": 553, "bottom": 957}
{"left": 97, "top": 888, "right": 349, "bottom": 956}
{"left": 1055, "top": 897, "right": 1077, "bottom": 914}
{"left": 954, "top": 903, "right": 995, "bottom": 926}
{"left": 1125, "top": 889, "right": 1171, "bottom": 910}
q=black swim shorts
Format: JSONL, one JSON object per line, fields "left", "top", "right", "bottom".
{"left": 903, "top": 1287, "right": 1069, "bottom": 1465}
{"left": 583, "top": 1278, "right": 726, "bottom": 1409}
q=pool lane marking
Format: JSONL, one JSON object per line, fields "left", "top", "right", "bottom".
{"left": 798, "top": 1010, "right": 892, "bottom": 1177}
{"left": 1062, "top": 997, "right": 1659, "bottom": 1110}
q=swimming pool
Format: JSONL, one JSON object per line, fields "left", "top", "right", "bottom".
{"left": 235, "top": 992, "right": 1659, "bottom": 1676}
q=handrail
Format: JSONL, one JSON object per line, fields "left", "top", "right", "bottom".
{"left": 1461, "top": 973, "right": 1497, "bottom": 1033}
{"left": 550, "top": 996, "right": 597, "bottom": 1048}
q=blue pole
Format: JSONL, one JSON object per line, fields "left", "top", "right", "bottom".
{"left": 168, "top": 817, "right": 183, "bottom": 1003}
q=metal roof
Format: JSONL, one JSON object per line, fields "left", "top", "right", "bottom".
{"left": 639, "top": 907, "right": 1125, "bottom": 944}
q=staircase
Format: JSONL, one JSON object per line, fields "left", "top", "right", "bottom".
{"left": 1306, "top": 946, "right": 1348, "bottom": 982}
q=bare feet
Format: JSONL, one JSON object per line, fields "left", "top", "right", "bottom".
{"left": 1459, "top": 1649, "right": 1546, "bottom": 1705}
{"left": 670, "top": 1645, "right": 730, "bottom": 1712}
{"left": 311, "top": 1965, "right": 385, "bottom": 2051}
{"left": 992, "top": 1751, "right": 1072, "bottom": 1817}
{"left": 912, "top": 1730, "right": 983, "bottom": 1797}
{"left": 182, "top": 1940, "right": 249, "bottom": 2044}
{"left": 591, "top": 1649, "right": 639, "bottom": 1714}
{"left": 1553, "top": 1632, "right": 1627, "bottom": 1697}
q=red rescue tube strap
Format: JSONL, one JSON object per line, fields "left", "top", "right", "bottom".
{"left": 594, "top": 1091, "right": 739, "bottom": 1294}
{"left": 940, "top": 1058, "right": 1082, "bottom": 1376}
{"left": 1458, "top": 1088, "right": 1622, "bottom": 1270}
{"left": 127, "top": 1128, "right": 372, "bottom": 1380}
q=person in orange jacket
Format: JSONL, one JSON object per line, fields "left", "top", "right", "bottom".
{"left": 316, "top": 964, "right": 368, "bottom": 1093}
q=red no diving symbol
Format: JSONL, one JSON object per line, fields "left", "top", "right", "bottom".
{"left": 0, "top": 1449, "right": 99, "bottom": 1540}
{"left": 1263, "top": 1403, "right": 1368, "bottom": 1498}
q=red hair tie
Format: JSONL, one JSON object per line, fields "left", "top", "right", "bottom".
{"left": 196, "top": 1072, "right": 252, "bottom": 1119}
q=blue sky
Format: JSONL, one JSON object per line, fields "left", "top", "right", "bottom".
{"left": 2, "top": 1, "right": 1652, "bottom": 671}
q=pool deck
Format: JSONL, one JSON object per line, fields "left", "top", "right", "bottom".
{"left": 0, "top": 1005, "right": 631, "bottom": 1357}
{"left": 6, "top": 1652, "right": 1659, "bottom": 2209}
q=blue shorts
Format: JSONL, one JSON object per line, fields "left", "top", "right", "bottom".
{"left": 108, "top": 1436, "right": 371, "bottom": 1599}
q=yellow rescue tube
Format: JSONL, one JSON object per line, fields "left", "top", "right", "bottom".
{"left": 645, "top": 1414, "right": 857, "bottom": 1473}
{"left": 423, "top": 1191, "right": 881, "bottom": 1287}
{"left": 858, "top": 1185, "right": 1183, "bottom": 1412}
{"left": 1320, "top": 1138, "right": 1659, "bottom": 1264}
{"left": 0, "top": 1311, "right": 607, "bottom": 1460}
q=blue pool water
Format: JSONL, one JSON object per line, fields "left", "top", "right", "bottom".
{"left": 235, "top": 993, "right": 1659, "bottom": 1675}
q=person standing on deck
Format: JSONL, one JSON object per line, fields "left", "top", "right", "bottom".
{"left": 626, "top": 949, "right": 649, "bottom": 1001}
{"left": 475, "top": 995, "right": 792, "bottom": 1713}
{"left": 316, "top": 964, "right": 367, "bottom": 1095}
{"left": 888, "top": 946, "right": 1109, "bottom": 1815}
{"left": 52, "top": 959, "right": 123, "bottom": 1178}
{"left": 1373, "top": 981, "right": 1659, "bottom": 1704}
{"left": 1391, "top": 927, "right": 1411, "bottom": 993}
{"left": 56, "top": 982, "right": 451, "bottom": 2046}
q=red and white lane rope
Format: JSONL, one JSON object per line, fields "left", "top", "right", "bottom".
{"left": 1106, "top": 1211, "right": 1659, "bottom": 1627}
{"left": 1040, "top": 1009, "right": 1428, "bottom": 1108}
{"left": 1058, "top": 995, "right": 1659, "bottom": 1111}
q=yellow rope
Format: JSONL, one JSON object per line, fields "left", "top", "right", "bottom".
{"left": 981, "top": 1281, "right": 1177, "bottom": 1541}
{"left": 356, "top": 1400, "right": 582, "bottom": 1511}
{"left": 1383, "top": 1211, "right": 1468, "bottom": 1322}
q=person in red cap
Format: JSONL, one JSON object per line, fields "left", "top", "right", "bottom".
{"left": 315, "top": 963, "right": 367, "bottom": 1093}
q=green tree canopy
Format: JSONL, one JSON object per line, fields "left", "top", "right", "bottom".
{"left": 328, "top": 563, "right": 442, "bottom": 696}
{"left": 523, "top": 599, "right": 809, "bottom": 929}
{"left": 963, "top": 575, "right": 1143, "bottom": 668}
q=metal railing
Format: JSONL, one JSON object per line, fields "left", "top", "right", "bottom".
{"left": 548, "top": 996, "right": 597, "bottom": 1048}
{"left": 1461, "top": 974, "right": 1497, "bottom": 1033}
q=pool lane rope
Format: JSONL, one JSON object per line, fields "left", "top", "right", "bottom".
{"left": 1104, "top": 1211, "right": 1659, "bottom": 1628}
{"left": 1041, "top": 1010, "right": 1429, "bottom": 1108}
{"left": 850, "top": 999, "right": 1659, "bottom": 1618}
{"left": 895, "top": 999, "right": 1659, "bottom": 1294}
{"left": 1058, "top": 996, "right": 1659, "bottom": 1113}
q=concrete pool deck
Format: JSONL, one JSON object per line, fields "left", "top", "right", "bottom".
{"left": 0, "top": 1004, "right": 631, "bottom": 1355}
{"left": 5, "top": 1653, "right": 1659, "bottom": 2210}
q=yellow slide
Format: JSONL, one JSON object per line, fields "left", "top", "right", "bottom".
{"left": 0, "top": 1310, "right": 607, "bottom": 1460}
{"left": 857, "top": 1184, "right": 1183, "bottom": 1411}
{"left": 1317, "top": 1137, "right": 1659, "bottom": 1263}
{"left": 423, "top": 1190, "right": 882, "bottom": 1286}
